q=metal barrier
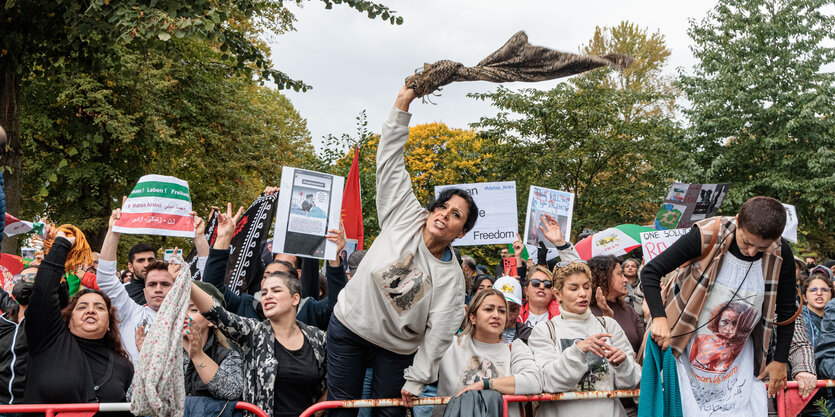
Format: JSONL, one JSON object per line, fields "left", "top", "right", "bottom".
{"left": 0, "top": 401, "right": 269, "bottom": 417}
{"left": 300, "top": 381, "right": 835, "bottom": 417}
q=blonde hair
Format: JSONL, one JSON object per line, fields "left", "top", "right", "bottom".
{"left": 552, "top": 262, "right": 592, "bottom": 291}
{"left": 526, "top": 265, "right": 553, "bottom": 286}
{"left": 461, "top": 289, "right": 507, "bottom": 336}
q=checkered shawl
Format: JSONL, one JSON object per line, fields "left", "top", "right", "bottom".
{"left": 661, "top": 216, "right": 783, "bottom": 374}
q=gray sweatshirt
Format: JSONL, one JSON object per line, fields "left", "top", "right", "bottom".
{"left": 528, "top": 310, "right": 641, "bottom": 417}
{"left": 333, "top": 107, "right": 466, "bottom": 395}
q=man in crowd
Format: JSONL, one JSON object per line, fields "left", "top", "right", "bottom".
{"left": 461, "top": 256, "right": 479, "bottom": 283}
{"left": 495, "top": 247, "right": 511, "bottom": 277}
{"left": 97, "top": 201, "right": 207, "bottom": 363}
{"left": 123, "top": 243, "right": 158, "bottom": 305}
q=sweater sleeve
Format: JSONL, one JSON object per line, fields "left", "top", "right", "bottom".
{"left": 509, "top": 339, "right": 541, "bottom": 394}
{"left": 206, "top": 348, "right": 244, "bottom": 400}
{"left": 25, "top": 237, "right": 71, "bottom": 353}
{"left": 641, "top": 226, "right": 702, "bottom": 318}
{"left": 202, "top": 248, "right": 244, "bottom": 314}
{"left": 773, "top": 238, "right": 796, "bottom": 363}
{"left": 97, "top": 259, "right": 144, "bottom": 323}
{"left": 402, "top": 286, "right": 466, "bottom": 395}
{"left": 375, "top": 107, "right": 424, "bottom": 231}
{"left": 528, "top": 322, "right": 592, "bottom": 392}
{"left": 604, "top": 317, "right": 642, "bottom": 389}
{"left": 557, "top": 243, "right": 581, "bottom": 262}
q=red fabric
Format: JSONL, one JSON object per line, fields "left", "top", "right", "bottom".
{"left": 0, "top": 253, "right": 25, "bottom": 293}
{"left": 80, "top": 270, "right": 99, "bottom": 290}
{"left": 518, "top": 298, "right": 560, "bottom": 323}
{"left": 341, "top": 147, "right": 364, "bottom": 250}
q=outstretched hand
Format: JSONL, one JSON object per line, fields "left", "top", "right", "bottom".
{"left": 595, "top": 287, "right": 614, "bottom": 317}
{"left": 109, "top": 196, "right": 128, "bottom": 229}
{"left": 216, "top": 203, "right": 244, "bottom": 238}
{"left": 538, "top": 214, "right": 566, "bottom": 246}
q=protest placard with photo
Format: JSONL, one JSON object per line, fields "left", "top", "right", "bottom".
{"left": 654, "top": 183, "right": 729, "bottom": 229}
{"left": 523, "top": 186, "right": 574, "bottom": 259}
{"left": 112, "top": 174, "right": 195, "bottom": 238}
{"left": 434, "top": 181, "right": 517, "bottom": 246}
{"left": 272, "top": 167, "right": 344, "bottom": 260}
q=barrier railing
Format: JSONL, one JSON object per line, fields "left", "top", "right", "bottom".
{"left": 301, "top": 380, "right": 835, "bottom": 417}
{"left": 0, "top": 401, "right": 269, "bottom": 417}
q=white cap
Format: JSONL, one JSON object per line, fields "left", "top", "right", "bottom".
{"left": 493, "top": 275, "right": 522, "bottom": 306}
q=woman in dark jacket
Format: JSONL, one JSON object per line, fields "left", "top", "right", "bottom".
{"left": 24, "top": 233, "right": 133, "bottom": 415}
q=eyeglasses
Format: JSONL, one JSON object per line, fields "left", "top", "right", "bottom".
{"left": 555, "top": 260, "right": 588, "bottom": 269}
{"left": 529, "top": 279, "right": 552, "bottom": 289}
{"left": 12, "top": 273, "right": 36, "bottom": 284}
{"left": 807, "top": 287, "right": 831, "bottom": 294}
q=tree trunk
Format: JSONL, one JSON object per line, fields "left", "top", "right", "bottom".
{"left": 1, "top": 70, "right": 22, "bottom": 255}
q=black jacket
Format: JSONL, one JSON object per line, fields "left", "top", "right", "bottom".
{"left": 23, "top": 238, "right": 133, "bottom": 413}
{"left": 0, "top": 312, "right": 26, "bottom": 404}
{"left": 124, "top": 277, "right": 146, "bottom": 305}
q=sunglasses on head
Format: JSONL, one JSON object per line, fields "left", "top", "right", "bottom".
{"left": 555, "top": 260, "right": 588, "bottom": 269}
{"left": 12, "top": 273, "right": 36, "bottom": 284}
{"left": 529, "top": 279, "right": 552, "bottom": 289}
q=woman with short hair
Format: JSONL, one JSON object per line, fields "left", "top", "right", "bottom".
{"left": 529, "top": 261, "right": 641, "bottom": 417}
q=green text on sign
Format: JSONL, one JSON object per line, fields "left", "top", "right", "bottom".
{"left": 129, "top": 181, "right": 191, "bottom": 202}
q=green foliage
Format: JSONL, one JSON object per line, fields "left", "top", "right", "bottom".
{"left": 19, "top": 38, "right": 316, "bottom": 251}
{"left": 680, "top": 0, "right": 835, "bottom": 254}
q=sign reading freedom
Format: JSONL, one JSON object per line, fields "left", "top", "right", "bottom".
{"left": 434, "top": 181, "right": 518, "bottom": 246}
{"left": 113, "top": 174, "right": 195, "bottom": 238}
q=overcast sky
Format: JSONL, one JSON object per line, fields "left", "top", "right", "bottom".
{"left": 269, "top": 1, "right": 720, "bottom": 152}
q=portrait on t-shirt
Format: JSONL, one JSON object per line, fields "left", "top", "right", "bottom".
{"left": 689, "top": 301, "right": 758, "bottom": 373}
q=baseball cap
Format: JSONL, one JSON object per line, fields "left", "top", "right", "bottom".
{"left": 493, "top": 275, "right": 522, "bottom": 306}
{"left": 348, "top": 250, "right": 367, "bottom": 277}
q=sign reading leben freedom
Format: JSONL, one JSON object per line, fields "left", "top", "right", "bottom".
{"left": 112, "top": 175, "right": 195, "bottom": 238}
{"left": 434, "top": 181, "right": 518, "bottom": 246}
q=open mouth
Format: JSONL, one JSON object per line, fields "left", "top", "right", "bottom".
{"left": 263, "top": 301, "right": 277, "bottom": 310}
{"left": 434, "top": 220, "right": 446, "bottom": 229}
{"left": 84, "top": 317, "right": 97, "bottom": 324}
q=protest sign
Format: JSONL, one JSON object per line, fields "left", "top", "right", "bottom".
{"left": 273, "top": 167, "right": 344, "bottom": 260}
{"left": 163, "top": 248, "right": 183, "bottom": 262}
{"left": 434, "top": 181, "right": 518, "bottom": 246}
{"left": 654, "top": 183, "right": 729, "bottom": 229}
{"left": 0, "top": 254, "right": 25, "bottom": 295}
{"left": 641, "top": 228, "right": 690, "bottom": 262}
{"left": 782, "top": 203, "right": 798, "bottom": 243}
{"left": 523, "top": 186, "right": 574, "bottom": 260}
{"left": 112, "top": 175, "right": 195, "bottom": 238}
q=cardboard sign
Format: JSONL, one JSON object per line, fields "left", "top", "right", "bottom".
{"left": 641, "top": 228, "right": 690, "bottom": 262}
{"left": 655, "top": 183, "right": 729, "bottom": 229}
{"left": 434, "top": 181, "right": 518, "bottom": 246}
{"left": 113, "top": 175, "right": 195, "bottom": 238}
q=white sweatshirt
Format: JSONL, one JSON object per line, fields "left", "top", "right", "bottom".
{"left": 97, "top": 259, "right": 157, "bottom": 364}
{"left": 528, "top": 310, "right": 642, "bottom": 417}
{"left": 433, "top": 335, "right": 541, "bottom": 417}
{"left": 333, "top": 107, "right": 466, "bottom": 396}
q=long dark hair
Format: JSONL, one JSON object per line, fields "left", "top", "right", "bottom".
{"left": 61, "top": 289, "right": 130, "bottom": 360}
{"left": 588, "top": 255, "right": 623, "bottom": 307}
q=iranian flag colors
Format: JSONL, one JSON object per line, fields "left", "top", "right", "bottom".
{"left": 112, "top": 175, "right": 195, "bottom": 238}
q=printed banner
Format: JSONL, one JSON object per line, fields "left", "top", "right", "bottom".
{"left": 273, "top": 167, "right": 344, "bottom": 260}
{"left": 654, "top": 183, "right": 729, "bottom": 230}
{"left": 782, "top": 203, "right": 798, "bottom": 243}
{"left": 0, "top": 254, "right": 25, "bottom": 297}
{"left": 640, "top": 228, "right": 690, "bottom": 262}
{"left": 229, "top": 193, "right": 278, "bottom": 295}
{"left": 523, "top": 186, "right": 574, "bottom": 260}
{"left": 434, "top": 181, "right": 518, "bottom": 246}
{"left": 113, "top": 175, "right": 195, "bottom": 238}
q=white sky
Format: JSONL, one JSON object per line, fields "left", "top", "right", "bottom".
{"left": 268, "top": 0, "right": 720, "bottom": 152}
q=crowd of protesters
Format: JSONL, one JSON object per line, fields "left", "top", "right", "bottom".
{"left": 0, "top": 86, "right": 829, "bottom": 417}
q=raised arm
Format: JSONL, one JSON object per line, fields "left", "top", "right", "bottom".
{"left": 191, "top": 281, "right": 258, "bottom": 346}
{"left": 376, "top": 87, "right": 424, "bottom": 230}
{"left": 25, "top": 235, "right": 73, "bottom": 353}
{"left": 192, "top": 212, "right": 210, "bottom": 274}
{"left": 97, "top": 200, "right": 144, "bottom": 321}
{"left": 201, "top": 204, "right": 245, "bottom": 312}
{"left": 304, "top": 224, "right": 348, "bottom": 329}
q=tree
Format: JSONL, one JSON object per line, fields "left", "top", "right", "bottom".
{"left": 19, "top": 39, "right": 316, "bottom": 250}
{"left": 471, "top": 69, "right": 686, "bottom": 240}
{"left": 1, "top": 0, "right": 401, "bottom": 252}
{"left": 680, "top": 0, "right": 835, "bottom": 254}
{"left": 583, "top": 21, "right": 677, "bottom": 119}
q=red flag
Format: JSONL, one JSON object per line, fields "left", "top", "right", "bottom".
{"left": 341, "top": 147, "right": 364, "bottom": 250}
